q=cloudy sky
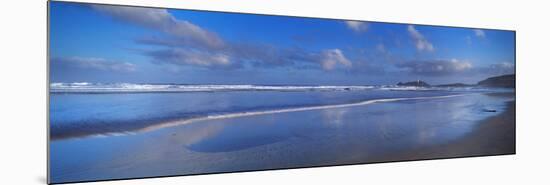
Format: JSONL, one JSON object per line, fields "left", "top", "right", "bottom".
{"left": 50, "top": 2, "right": 515, "bottom": 85}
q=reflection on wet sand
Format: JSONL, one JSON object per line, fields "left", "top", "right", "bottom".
{"left": 50, "top": 93, "right": 515, "bottom": 183}
{"left": 55, "top": 94, "right": 468, "bottom": 141}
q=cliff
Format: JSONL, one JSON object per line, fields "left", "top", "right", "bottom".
{"left": 477, "top": 74, "right": 515, "bottom": 88}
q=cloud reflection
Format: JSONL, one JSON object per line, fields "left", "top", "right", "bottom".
{"left": 322, "top": 108, "right": 349, "bottom": 127}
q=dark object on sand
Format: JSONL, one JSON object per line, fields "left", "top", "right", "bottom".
{"left": 397, "top": 80, "right": 430, "bottom": 87}
{"left": 483, "top": 108, "right": 497, "bottom": 113}
{"left": 477, "top": 74, "right": 515, "bottom": 88}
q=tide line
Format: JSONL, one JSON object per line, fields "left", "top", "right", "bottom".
{"left": 136, "top": 94, "right": 468, "bottom": 133}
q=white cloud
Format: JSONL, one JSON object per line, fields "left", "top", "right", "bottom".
{"left": 320, "top": 49, "right": 352, "bottom": 70}
{"left": 407, "top": 25, "right": 434, "bottom": 52}
{"left": 396, "top": 59, "right": 473, "bottom": 76}
{"left": 92, "top": 4, "right": 357, "bottom": 72}
{"left": 474, "top": 29, "right": 486, "bottom": 38}
{"left": 52, "top": 57, "right": 137, "bottom": 72}
{"left": 484, "top": 62, "right": 515, "bottom": 75}
{"left": 147, "top": 48, "right": 233, "bottom": 68}
{"left": 495, "top": 62, "right": 514, "bottom": 68}
{"left": 345, "top": 21, "right": 369, "bottom": 32}
{"left": 450, "top": 58, "right": 473, "bottom": 71}
{"left": 93, "top": 5, "right": 224, "bottom": 49}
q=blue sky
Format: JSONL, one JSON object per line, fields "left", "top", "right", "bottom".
{"left": 50, "top": 2, "right": 515, "bottom": 85}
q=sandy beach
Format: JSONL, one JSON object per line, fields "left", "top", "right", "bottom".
{"left": 377, "top": 100, "right": 515, "bottom": 161}
{"left": 50, "top": 92, "right": 515, "bottom": 183}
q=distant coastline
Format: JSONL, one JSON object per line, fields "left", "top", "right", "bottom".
{"left": 396, "top": 74, "right": 515, "bottom": 88}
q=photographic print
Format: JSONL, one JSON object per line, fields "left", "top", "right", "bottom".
{"left": 48, "top": 1, "right": 515, "bottom": 184}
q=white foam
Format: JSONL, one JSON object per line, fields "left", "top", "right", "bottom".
{"left": 49, "top": 82, "right": 376, "bottom": 93}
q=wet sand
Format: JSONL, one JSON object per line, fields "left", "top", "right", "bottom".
{"left": 50, "top": 93, "right": 516, "bottom": 183}
{"left": 376, "top": 100, "right": 516, "bottom": 161}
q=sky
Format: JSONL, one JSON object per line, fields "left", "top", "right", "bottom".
{"left": 49, "top": 1, "right": 515, "bottom": 85}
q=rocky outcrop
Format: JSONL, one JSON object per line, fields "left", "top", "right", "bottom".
{"left": 397, "top": 80, "right": 430, "bottom": 87}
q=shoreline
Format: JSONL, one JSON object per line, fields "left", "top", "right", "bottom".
{"left": 50, "top": 93, "right": 469, "bottom": 140}
{"left": 374, "top": 100, "right": 516, "bottom": 161}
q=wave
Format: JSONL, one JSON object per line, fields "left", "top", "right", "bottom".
{"left": 51, "top": 94, "right": 468, "bottom": 140}
{"left": 50, "top": 82, "right": 377, "bottom": 93}
{"left": 49, "top": 82, "right": 498, "bottom": 93}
